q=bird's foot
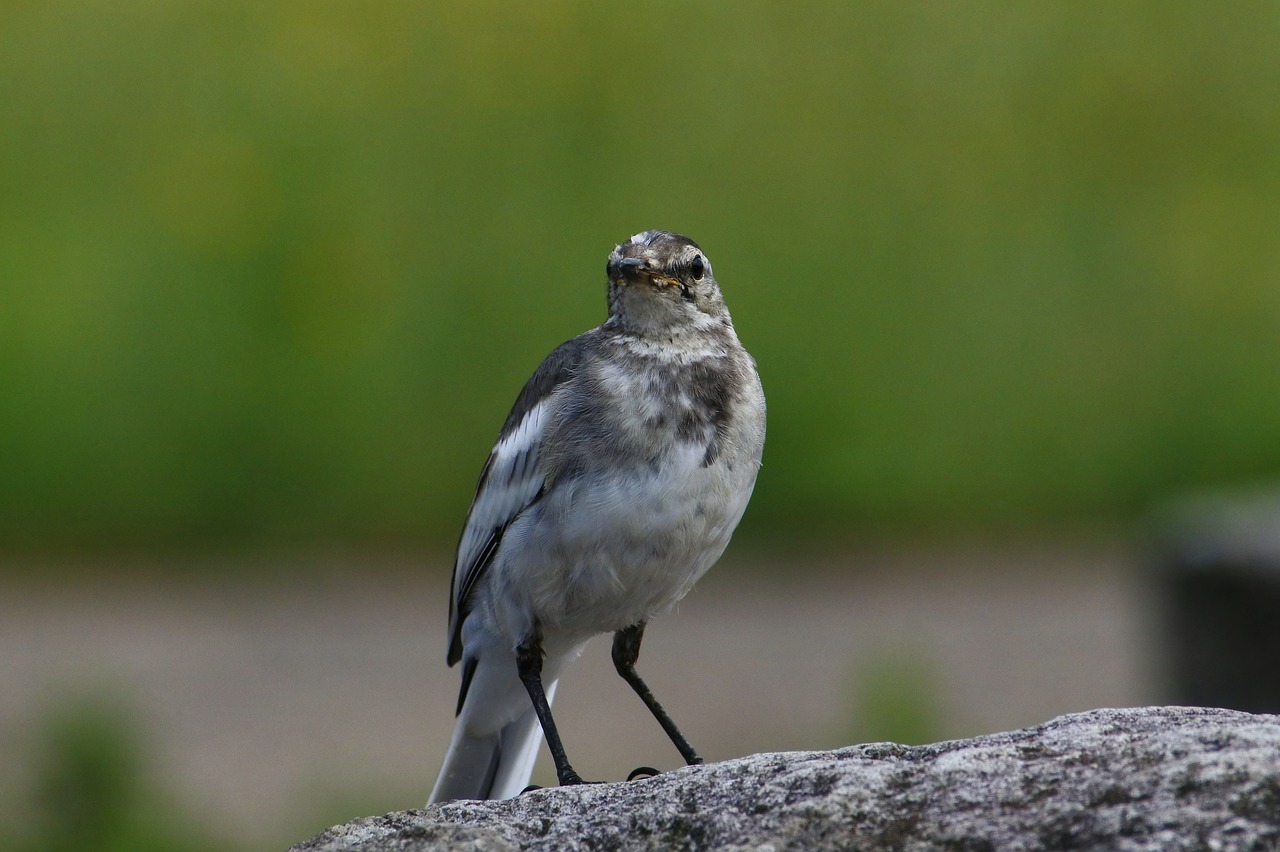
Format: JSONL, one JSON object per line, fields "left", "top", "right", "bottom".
{"left": 627, "top": 765, "right": 661, "bottom": 781}
{"left": 519, "top": 784, "right": 544, "bottom": 795}
{"left": 557, "top": 768, "right": 588, "bottom": 786}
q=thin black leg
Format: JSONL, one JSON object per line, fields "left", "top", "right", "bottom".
{"left": 516, "top": 628, "right": 584, "bottom": 786}
{"left": 612, "top": 623, "right": 704, "bottom": 765}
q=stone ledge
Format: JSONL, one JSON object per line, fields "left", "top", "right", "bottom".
{"left": 291, "top": 706, "right": 1280, "bottom": 851}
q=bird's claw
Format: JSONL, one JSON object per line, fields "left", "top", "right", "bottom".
{"left": 627, "top": 765, "right": 661, "bottom": 781}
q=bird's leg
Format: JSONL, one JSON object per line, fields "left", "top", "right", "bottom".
{"left": 612, "top": 622, "right": 704, "bottom": 766}
{"left": 516, "top": 627, "right": 585, "bottom": 787}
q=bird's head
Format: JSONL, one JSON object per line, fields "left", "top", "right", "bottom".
{"left": 605, "top": 230, "right": 731, "bottom": 338}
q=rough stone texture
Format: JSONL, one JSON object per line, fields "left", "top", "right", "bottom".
{"left": 292, "top": 707, "right": 1280, "bottom": 851}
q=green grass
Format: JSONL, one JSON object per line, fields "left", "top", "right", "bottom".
{"left": 849, "top": 651, "right": 943, "bottom": 747}
{"left": 2, "top": 695, "right": 236, "bottom": 852}
{"left": 2, "top": 2, "right": 1279, "bottom": 552}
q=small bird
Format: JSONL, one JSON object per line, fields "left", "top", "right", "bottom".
{"left": 428, "top": 230, "right": 766, "bottom": 804}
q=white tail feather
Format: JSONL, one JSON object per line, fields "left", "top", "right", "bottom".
{"left": 428, "top": 668, "right": 556, "bottom": 804}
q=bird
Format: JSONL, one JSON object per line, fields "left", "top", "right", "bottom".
{"left": 428, "top": 229, "right": 766, "bottom": 804}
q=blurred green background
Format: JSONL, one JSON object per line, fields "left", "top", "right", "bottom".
{"left": 3, "top": 2, "right": 1280, "bottom": 849}
{"left": 4, "top": 1, "right": 1278, "bottom": 554}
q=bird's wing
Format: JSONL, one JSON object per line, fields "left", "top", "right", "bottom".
{"left": 446, "top": 336, "right": 588, "bottom": 666}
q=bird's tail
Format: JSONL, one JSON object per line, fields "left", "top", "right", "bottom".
{"left": 428, "top": 672, "right": 555, "bottom": 804}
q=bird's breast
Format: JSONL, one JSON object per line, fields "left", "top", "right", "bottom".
{"left": 501, "top": 354, "right": 762, "bottom": 636}
{"left": 585, "top": 349, "right": 759, "bottom": 470}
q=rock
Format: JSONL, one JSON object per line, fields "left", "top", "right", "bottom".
{"left": 291, "top": 706, "right": 1280, "bottom": 851}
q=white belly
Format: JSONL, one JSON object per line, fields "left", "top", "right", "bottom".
{"left": 486, "top": 440, "right": 757, "bottom": 642}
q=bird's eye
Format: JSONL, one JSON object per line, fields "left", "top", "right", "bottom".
{"left": 689, "top": 257, "right": 706, "bottom": 280}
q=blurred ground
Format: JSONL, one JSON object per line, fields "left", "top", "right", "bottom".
{"left": 0, "top": 539, "right": 1158, "bottom": 850}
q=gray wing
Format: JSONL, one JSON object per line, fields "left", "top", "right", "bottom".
{"left": 446, "top": 335, "right": 590, "bottom": 666}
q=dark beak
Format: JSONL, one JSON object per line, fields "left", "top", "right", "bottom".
{"left": 616, "top": 256, "right": 676, "bottom": 287}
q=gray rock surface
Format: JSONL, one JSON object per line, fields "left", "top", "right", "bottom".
{"left": 292, "top": 706, "right": 1280, "bottom": 851}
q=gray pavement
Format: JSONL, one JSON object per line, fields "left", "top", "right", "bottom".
{"left": 0, "top": 539, "right": 1158, "bottom": 849}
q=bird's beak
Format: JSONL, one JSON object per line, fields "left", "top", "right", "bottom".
{"left": 617, "top": 257, "right": 677, "bottom": 288}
